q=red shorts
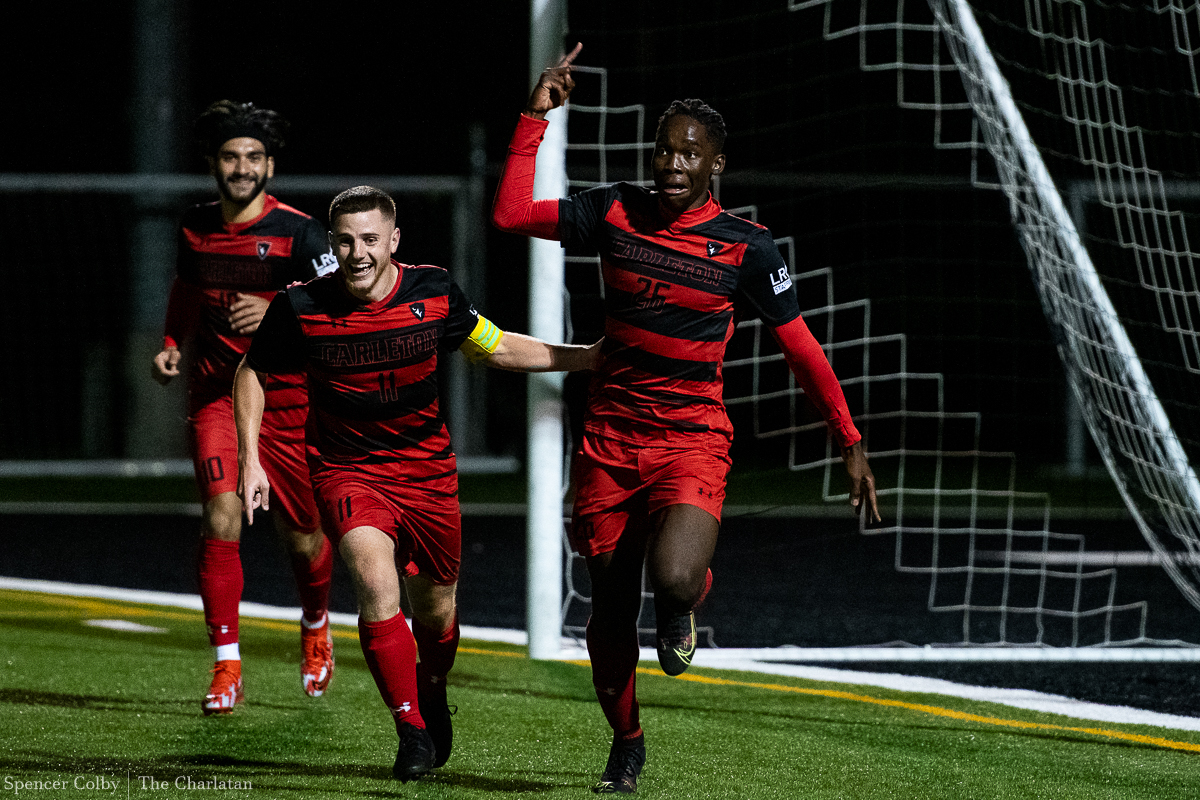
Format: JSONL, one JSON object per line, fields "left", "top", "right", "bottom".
{"left": 310, "top": 461, "right": 461, "bottom": 586}
{"left": 569, "top": 432, "right": 732, "bottom": 557}
{"left": 188, "top": 391, "right": 320, "bottom": 534}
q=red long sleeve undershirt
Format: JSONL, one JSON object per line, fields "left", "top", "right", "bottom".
{"left": 162, "top": 276, "right": 201, "bottom": 350}
{"left": 772, "top": 317, "right": 861, "bottom": 448}
{"left": 492, "top": 114, "right": 562, "bottom": 240}
{"left": 493, "top": 114, "right": 861, "bottom": 450}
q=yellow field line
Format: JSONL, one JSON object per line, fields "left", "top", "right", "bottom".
{"left": 0, "top": 590, "right": 523, "bottom": 650}
{"left": 8, "top": 589, "right": 1197, "bottom": 753}
{"left": 652, "top": 668, "right": 1200, "bottom": 754}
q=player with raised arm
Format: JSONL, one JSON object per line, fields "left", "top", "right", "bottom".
{"left": 234, "top": 186, "right": 601, "bottom": 781}
{"left": 150, "top": 100, "right": 340, "bottom": 716}
{"left": 492, "top": 44, "right": 880, "bottom": 794}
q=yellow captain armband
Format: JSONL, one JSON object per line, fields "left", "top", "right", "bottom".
{"left": 460, "top": 314, "right": 504, "bottom": 363}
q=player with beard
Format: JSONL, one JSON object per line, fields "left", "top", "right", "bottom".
{"left": 492, "top": 45, "right": 880, "bottom": 794}
{"left": 151, "top": 100, "right": 340, "bottom": 715}
{"left": 234, "top": 186, "right": 602, "bottom": 779}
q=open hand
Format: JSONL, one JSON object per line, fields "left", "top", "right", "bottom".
{"left": 842, "top": 441, "right": 881, "bottom": 524}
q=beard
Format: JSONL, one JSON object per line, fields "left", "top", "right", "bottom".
{"left": 215, "top": 170, "right": 269, "bottom": 206}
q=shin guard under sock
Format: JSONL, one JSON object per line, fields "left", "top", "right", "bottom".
{"left": 197, "top": 538, "right": 243, "bottom": 648}
{"left": 586, "top": 617, "right": 642, "bottom": 739}
{"left": 359, "top": 612, "right": 423, "bottom": 729}
{"left": 291, "top": 535, "right": 333, "bottom": 624}
{"left": 412, "top": 613, "right": 460, "bottom": 691}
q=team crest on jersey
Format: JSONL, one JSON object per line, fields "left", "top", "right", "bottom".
{"left": 706, "top": 241, "right": 724, "bottom": 257}
{"left": 410, "top": 302, "right": 425, "bottom": 320}
{"left": 257, "top": 241, "right": 271, "bottom": 260}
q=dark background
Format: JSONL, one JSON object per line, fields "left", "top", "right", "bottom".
{"left": 4, "top": 0, "right": 1200, "bottom": 724}
{"left": 0, "top": 0, "right": 1070, "bottom": 468}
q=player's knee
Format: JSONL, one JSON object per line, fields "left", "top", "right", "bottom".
{"left": 280, "top": 527, "right": 326, "bottom": 560}
{"left": 201, "top": 498, "right": 244, "bottom": 541}
{"left": 650, "top": 563, "right": 704, "bottom": 609}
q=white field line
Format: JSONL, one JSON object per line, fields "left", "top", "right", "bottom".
{"left": 4, "top": 576, "right": 1199, "bottom": 733}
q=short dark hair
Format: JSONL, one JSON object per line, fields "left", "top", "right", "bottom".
{"left": 328, "top": 186, "right": 397, "bottom": 226}
{"left": 656, "top": 99, "right": 727, "bottom": 152}
{"left": 195, "top": 100, "right": 289, "bottom": 157}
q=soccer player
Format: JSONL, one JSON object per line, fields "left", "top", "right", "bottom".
{"left": 492, "top": 44, "right": 881, "bottom": 794}
{"left": 150, "top": 100, "right": 340, "bottom": 715}
{"left": 234, "top": 186, "right": 601, "bottom": 780}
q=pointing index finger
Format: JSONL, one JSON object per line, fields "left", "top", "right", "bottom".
{"left": 560, "top": 41, "right": 582, "bottom": 68}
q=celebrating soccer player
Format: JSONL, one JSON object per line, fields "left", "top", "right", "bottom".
{"left": 234, "top": 186, "right": 601, "bottom": 780}
{"left": 150, "top": 100, "right": 340, "bottom": 716}
{"left": 492, "top": 43, "right": 881, "bottom": 794}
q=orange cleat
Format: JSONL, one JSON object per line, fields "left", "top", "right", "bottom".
{"left": 300, "top": 616, "right": 334, "bottom": 697}
{"left": 202, "top": 659, "right": 244, "bottom": 715}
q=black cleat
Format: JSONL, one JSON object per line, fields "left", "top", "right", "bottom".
{"left": 655, "top": 610, "right": 697, "bottom": 677}
{"left": 392, "top": 722, "right": 435, "bottom": 781}
{"left": 418, "top": 683, "right": 456, "bottom": 768}
{"left": 593, "top": 733, "right": 645, "bottom": 794}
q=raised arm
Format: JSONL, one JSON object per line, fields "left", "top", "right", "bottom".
{"left": 233, "top": 356, "right": 271, "bottom": 525}
{"left": 492, "top": 43, "right": 583, "bottom": 239}
{"left": 771, "top": 316, "right": 881, "bottom": 522}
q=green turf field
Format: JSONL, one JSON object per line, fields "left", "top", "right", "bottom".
{"left": 2, "top": 588, "right": 1196, "bottom": 799}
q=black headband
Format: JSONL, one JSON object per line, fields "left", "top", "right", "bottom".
{"left": 213, "top": 122, "right": 273, "bottom": 155}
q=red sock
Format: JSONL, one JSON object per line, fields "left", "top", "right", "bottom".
{"left": 586, "top": 617, "right": 642, "bottom": 739}
{"left": 692, "top": 568, "right": 714, "bottom": 610}
{"left": 359, "top": 612, "right": 424, "bottom": 729}
{"left": 412, "top": 613, "right": 460, "bottom": 692}
{"left": 197, "top": 538, "right": 242, "bottom": 648}
{"left": 291, "top": 535, "right": 333, "bottom": 624}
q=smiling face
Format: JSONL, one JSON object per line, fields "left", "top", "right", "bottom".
{"left": 329, "top": 208, "right": 401, "bottom": 302}
{"left": 209, "top": 137, "right": 273, "bottom": 207}
{"left": 651, "top": 114, "right": 726, "bottom": 216}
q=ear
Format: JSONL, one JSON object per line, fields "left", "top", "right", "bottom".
{"left": 712, "top": 153, "right": 726, "bottom": 174}
{"left": 390, "top": 226, "right": 401, "bottom": 254}
{"left": 266, "top": 156, "right": 275, "bottom": 180}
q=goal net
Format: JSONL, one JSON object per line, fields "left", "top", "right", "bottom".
{"left": 557, "top": 0, "right": 1200, "bottom": 654}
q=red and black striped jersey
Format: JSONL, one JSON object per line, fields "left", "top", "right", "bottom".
{"left": 559, "top": 182, "right": 802, "bottom": 448}
{"left": 245, "top": 262, "right": 480, "bottom": 472}
{"left": 169, "top": 194, "right": 336, "bottom": 399}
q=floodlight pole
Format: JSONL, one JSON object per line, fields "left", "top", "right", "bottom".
{"left": 526, "top": 0, "right": 569, "bottom": 660}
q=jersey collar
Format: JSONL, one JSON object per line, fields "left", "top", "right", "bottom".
{"left": 662, "top": 192, "right": 721, "bottom": 232}
{"left": 224, "top": 193, "right": 279, "bottom": 234}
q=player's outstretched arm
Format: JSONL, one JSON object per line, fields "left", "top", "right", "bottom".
{"left": 233, "top": 357, "right": 271, "bottom": 525}
{"left": 525, "top": 42, "right": 582, "bottom": 120}
{"left": 469, "top": 330, "right": 603, "bottom": 373}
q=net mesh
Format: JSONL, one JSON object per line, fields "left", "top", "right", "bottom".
{"left": 557, "top": 0, "right": 1200, "bottom": 650}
